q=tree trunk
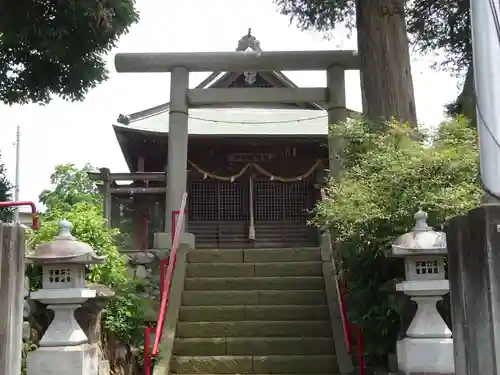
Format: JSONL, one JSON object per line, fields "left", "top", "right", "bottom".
{"left": 356, "top": 0, "right": 417, "bottom": 127}
{"left": 456, "top": 63, "right": 476, "bottom": 126}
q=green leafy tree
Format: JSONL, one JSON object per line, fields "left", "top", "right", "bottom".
{"left": 407, "top": 0, "right": 470, "bottom": 72}
{"left": 0, "top": 152, "right": 12, "bottom": 221}
{"left": 314, "top": 117, "right": 480, "bottom": 363}
{"left": 275, "top": 0, "right": 417, "bottom": 126}
{"left": 406, "top": 0, "right": 473, "bottom": 121}
{"left": 39, "top": 163, "right": 100, "bottom": 211}
{"left": 275, "top": 0, "right": 475, "bottom": 122}
{"left": 29, "top": 164, "right": 144, "bottom": 344}
{"left": 0, "top": 0, "right": 139, "bottom": 105}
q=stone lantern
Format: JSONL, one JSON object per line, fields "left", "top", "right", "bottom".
{"left": 389, "top": 210, "right": 454, "bottom": 375}
{"left": 26, "top": 220, "right": 106, "bottom": 375}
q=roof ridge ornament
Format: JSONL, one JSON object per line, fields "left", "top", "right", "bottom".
{"left": 236, "top": 28, "right": 262, "bottom": 53}
{"left": 237, "top": 28, "right": 261, "bottom": 85}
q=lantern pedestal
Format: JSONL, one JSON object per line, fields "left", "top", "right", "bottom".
{"left": 40, "top": 304, "right": 88, "bottom": 346}
{"left": 396, "top": 281, "right": 454, "bottom": 374}
{"left": 27, "top": 344, "right": 99, "bottom": 375}
{"left": 397, "top": 337, "right": 454, "bottom": 375}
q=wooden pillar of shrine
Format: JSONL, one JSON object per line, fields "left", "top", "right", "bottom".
{"left": 110, "top": 196, "right": 121, "bottom": 229}
{"left": 99, "top": 168, "right": 112, "bottom": 227}
{"left": 132, "top": 197, "right": 149, "bottom": 250}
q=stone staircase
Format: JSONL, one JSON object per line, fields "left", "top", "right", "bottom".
{"left": 169, "top": 247, "right": 341, "bottom": 375}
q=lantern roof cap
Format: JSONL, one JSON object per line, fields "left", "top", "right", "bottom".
{"left": 390, "top": 210, "right": 447, "bottom": 257}
{"left": 26, "top": 220, "right": 107, "bottom": 264}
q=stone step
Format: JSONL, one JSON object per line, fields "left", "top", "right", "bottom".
{"left": 172, "top": 374, "right": 330, "bottom": 375}
{"left": 184, "top": 276, "right": 324, "bottom": 291}
{"left": 243, "top": 248, "right": 321, "bottom": 263}
{"left": 170, "top": 355, "right": 337, "bottom": 374}
{"left": 179, "top": 305, "right": 330, "bottom": 322}
{"left": 187, "top": 248, "right": 321, "bottom": 264}
{"left": 186, "top": 262, "right": 322, "bottom": 278}
{"left": 174, "top": 337, "right": 334, "bottom": 356}
{"left": 176, "top": 321, "right": 331, "bottom": 338}
{"left": 182, "top": 290, "right": 326, "bottom": 306}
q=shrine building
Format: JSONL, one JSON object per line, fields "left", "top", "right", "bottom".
{"left": 90, "top": 31, "right": 357, "bottom": 250}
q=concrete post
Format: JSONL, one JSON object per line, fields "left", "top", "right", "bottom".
{"left": 446, "top": 204, "right": 500, "bottom": 375}
{"left": 165, "top": 66, "right": 189, "bottom": 233}
{"left": 0, "top": 223, "right": 26, "bottom": 375}
{"left": 445, "top": 214, "right": 469, "bottom": 375}
{"left": 470, "top": 0, "right": 500, "bottom": 197}
{"left": 326, "top": 65, "right": 347, "bottom": 178}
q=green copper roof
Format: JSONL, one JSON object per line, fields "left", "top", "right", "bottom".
{"left": 114, "top": 108, "right": 329, "bottom": 136}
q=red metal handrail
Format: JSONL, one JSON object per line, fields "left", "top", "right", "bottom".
{"left": 0, "top": 201, "right": 38, "bottom": 229}
{"left": 337, "top": 277, "right": 364, "bottom": 375}
{"left": 320, "top": 189, "right": 363, "bottom": 374}
{"left": 151, "top": 193, "right": 188, "bottom": 357}
{"left": 336, "top": 278, "right": 352, "bottom": 353}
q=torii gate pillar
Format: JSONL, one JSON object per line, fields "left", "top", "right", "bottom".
{"left": 166, "top": 66, "right": 189, "bottom": 232}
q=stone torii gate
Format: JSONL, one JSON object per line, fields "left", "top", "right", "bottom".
{"left": 114, "top": 46, "right": 359, "bottom": 233}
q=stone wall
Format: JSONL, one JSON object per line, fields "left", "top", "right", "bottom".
{"left": 123, "top": 250, "right": 166, "bottom": 322}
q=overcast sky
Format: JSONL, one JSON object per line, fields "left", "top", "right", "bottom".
{"left": 0, "top": 0, "right": 459, "bottom": 205}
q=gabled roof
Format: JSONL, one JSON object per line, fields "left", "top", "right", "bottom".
{"left": 115, "top": 108, "right": 329, "bottom": 136}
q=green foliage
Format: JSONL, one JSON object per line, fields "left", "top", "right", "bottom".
{"left": 314, "top": 117, "right": 480, "bottom": 361}
{"left": 38, "top": 163, "right": 100, "bottom": 211}
{"left": 274, "top": 0, "right": 471, "bottom": 73}
{"left": 407, "top": 0, "right": 471, "bottom": 72}
{"left": 274, "top": 0, "right": 356, "bottom": 32}
{"left": 0, "top": 0, "right": 139, "bottom": 105}
{"left": 29, "top": 164, "right": 145, "bottom": 345}
{"left": 0, "top": 152, "right": 12, "bottom": 221}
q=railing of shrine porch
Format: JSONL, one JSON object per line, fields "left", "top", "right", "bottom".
{"left": 143, "top": 193, "right": 187, "bottom": 375}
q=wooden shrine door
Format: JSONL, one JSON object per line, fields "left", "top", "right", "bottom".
{"left": 187, "top": 177, "right": 318, "bottom": 248}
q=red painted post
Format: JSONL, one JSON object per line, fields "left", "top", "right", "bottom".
{"left": 143, "top": 327, "right": 151, "bottom": 375}
{"left": 350, "top": 324, "right": 364, "bottom": 375}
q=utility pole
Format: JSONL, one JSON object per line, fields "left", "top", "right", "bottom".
{"left": 13, "top": 125, "right": 20, "bottom": 223}
{"left": 446, "top": 1, "right": 500, "bottom": 375}
{"left": 471, "top": 0, "right": 500, "bottom": 199}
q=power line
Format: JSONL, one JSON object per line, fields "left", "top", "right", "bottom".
{"left": 187, "top": 114, "right": 328, "bottom": 125}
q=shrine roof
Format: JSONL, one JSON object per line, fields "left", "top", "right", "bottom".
{"left": 113, "top": 108, "right": 329, "bottom": 137}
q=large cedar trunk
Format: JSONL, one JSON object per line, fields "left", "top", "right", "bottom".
{"left": 454, "top": 63, "right": 476, "bottom": 126}
{"left": 356, "top": 0, "right": 417, "bottom": 127}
